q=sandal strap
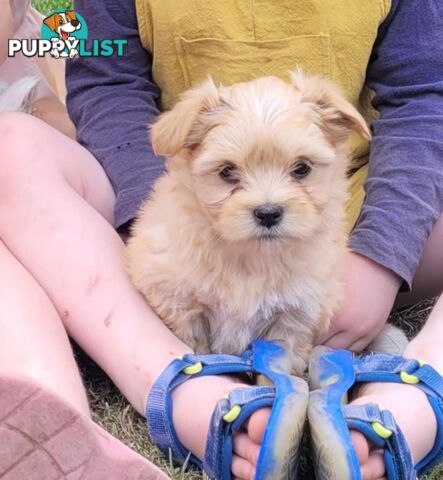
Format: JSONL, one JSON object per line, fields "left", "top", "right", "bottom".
{"left": 147, "top": 350, "right": 257, "bottom": 465}
{"left": 354, "top": 355, "right": 443, "bottom": 395}
{"left": 204, "top": 386, "right": 275, "bottom": 479}
{"left": 147, "top": 340, "right": 307, "bottom": 480}
{"left": 344, "top": 404, "right": 416, "bottom": 480}
{"left": 353, "top": 353, "right": 443, "bottom": 475}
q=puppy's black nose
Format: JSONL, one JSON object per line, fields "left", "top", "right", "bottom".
{"left": 71, "top": 19, "right": 80, "bottom": 27}
{"left": 253, "top": 205, "right": 283, "bottom": 228}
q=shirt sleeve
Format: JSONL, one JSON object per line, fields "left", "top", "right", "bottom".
{"left": 349, "top": 0, "right": 443, "bottom": 289}
{"left": 66, "top": 0, "right": 164, "bottom": 229}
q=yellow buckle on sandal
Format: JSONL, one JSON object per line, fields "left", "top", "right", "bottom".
{"left": 400, "top": 360, "right": 426, "bottom": 385}
{"left": 182, "top": 362, "right": 203, "bottom": 375}
{"left": 176, "top": 356, "right": 203, "bottom": 375}
{"left": 223, "top": 405, "right": 242, "bottom": 423}
{"left": 372, "top": 421, "right": 393, "bottom": 439}
{"left": 400, "top": 371, "right": 420, "bottom": 384}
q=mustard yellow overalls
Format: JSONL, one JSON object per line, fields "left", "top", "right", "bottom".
{"left": 135, "top": 0, "right": 392, "bottom": 231}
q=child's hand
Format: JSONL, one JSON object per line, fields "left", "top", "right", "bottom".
{"left": 316, "top": 252, "right": 402, "bottom": 351}
{"left": 31, "top": 97, "right": 76, "bottom": 141}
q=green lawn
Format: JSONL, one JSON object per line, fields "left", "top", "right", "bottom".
{"left": 28, "top": 1, "right": 443, "bottom": 478}
{"left": 32, "top": 0, "right": 72, "bottom": 15}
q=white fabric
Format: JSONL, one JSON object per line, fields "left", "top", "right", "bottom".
{"left": 1, "top": 3, "right": 55, "bottom": 103}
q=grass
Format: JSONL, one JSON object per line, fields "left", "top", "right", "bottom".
{"left": 74, "top": 299, "right": 442, "bottom": 480}
{"left": 29, "top": 0, "right": 443, "bottom": 477}
{"left": 32, "top": 0, "right": 72, "bottom": 15}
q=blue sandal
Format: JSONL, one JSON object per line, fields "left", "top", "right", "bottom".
{"left": 147, "top": 340, "right": 309, "bottom": 479}
{"left": 308, "top": 346, "right": 443, "bottom": 480}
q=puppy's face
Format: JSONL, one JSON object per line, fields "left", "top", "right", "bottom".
{"left": 152, "top": 72, "right": 370, "bottom": 245}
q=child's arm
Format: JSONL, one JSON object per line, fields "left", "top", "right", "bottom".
{"left": 320, "top": 0, "right": 443, "bottom": 350}
{"left": 0, "top": 2, "right": 15, "bottom": 65}
{"left": 66, "top": 0, "right": 164, "bottom": 230}
{"left": 351, "top": 0, "right": 443, "bottom": 291}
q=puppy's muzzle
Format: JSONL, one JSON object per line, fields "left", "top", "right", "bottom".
{"left": 253, "top": 204, "right": 283, "bottom": 229}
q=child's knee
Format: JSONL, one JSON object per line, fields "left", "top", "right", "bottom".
{"left": 0, "top": 113, "right": 54, "bottom": 182}
{"left": 0, "top": 111, "right": 38, "bottom": 143}
{"left": 0, "top": 112, "right": 39, "bottom": 156}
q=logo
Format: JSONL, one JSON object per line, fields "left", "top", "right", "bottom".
{"left": 8, "top": 9, "right": 127, "bottom": 59}
{"left": 41, "top": 10, "right": 87, "bottom": 58}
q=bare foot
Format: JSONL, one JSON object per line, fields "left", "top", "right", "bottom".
{"left": 350, "top": 381, "right": 437, "bottom": 480}
{"left": 171, "top": 375, "right": 271, "bottom": 480}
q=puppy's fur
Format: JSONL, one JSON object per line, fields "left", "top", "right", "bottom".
{"left": 125, "top": 71, "right": 371, "bottom": 374}
{"left": 0, "top": 77, "right": 39, "bottom": 114}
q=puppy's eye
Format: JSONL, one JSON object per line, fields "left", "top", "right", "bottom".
{"left": 291, "top": 161, "right": 311, "bottom": 179}
{"left": 219, "top": 164, "right": 239, "bottom": 184}
{"left": 59, "top": 19, "right": 64, "bottom": 24}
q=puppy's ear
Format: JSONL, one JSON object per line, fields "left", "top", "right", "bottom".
{"left": 65, "top": 10, "right": 78, "bottom": 21}
{"left": 290, "top": 69, "right": 371, "bottom": 143}
{"left": 151, "top": 78, "right": 220, "bottom": 157}
{"left": 43, "top": 13, "right": 59, "bottom": 32}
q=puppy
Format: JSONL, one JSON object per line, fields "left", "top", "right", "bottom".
{"left": 125, "top": 71, "right": 371, "bottom": 375}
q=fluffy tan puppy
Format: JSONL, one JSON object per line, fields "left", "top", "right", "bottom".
{"left": 125, "top": 71, "right": 371, "bottom": 374}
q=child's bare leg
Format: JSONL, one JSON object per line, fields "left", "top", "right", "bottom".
{"left": 0, "top": 112, "right": 187, "bottom": 410}
{"left": 350, "top": 293, "right": 443, "bottom": 479}
{"left": 0, "top": 113, "right": 267, "bottom": 479}
{"left": 0, "top": 239, "right": 168, "bottom": 479}
{"left": 396, "top": 213, "right": 443, "bottom": 307}
{"left": 0, "top": 240, "right": 88, "bottom": 414}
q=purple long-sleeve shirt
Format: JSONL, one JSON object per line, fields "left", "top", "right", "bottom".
{"left": 66, "top": 0, "right": 443, "bottom": 289}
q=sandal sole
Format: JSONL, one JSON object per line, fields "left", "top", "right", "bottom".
{"left": 0, "top": 374, "right": 169, "bottom": 480}
{"left": 253, "top": 341, "right": 309, "bottom": 479}
{"left": 307, "top": 347, "right": 360, "bottom": 480}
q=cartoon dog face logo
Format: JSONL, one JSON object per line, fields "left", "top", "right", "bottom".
{"left": 43, "top": 11, "right": 82, "bottom": 58}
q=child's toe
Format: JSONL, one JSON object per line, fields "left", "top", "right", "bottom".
{"left": 246, "top": 407, "right": 271, "bottom": 444}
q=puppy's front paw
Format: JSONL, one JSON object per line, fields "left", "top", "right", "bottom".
{"left": 50, "top": 49, "right": 60, "bottom": 58}
{"left": 289, "top": 352, "right": 308, "bottom": 377}
{"left": 69, "top": 49, "right": 79, "bottom": 58}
